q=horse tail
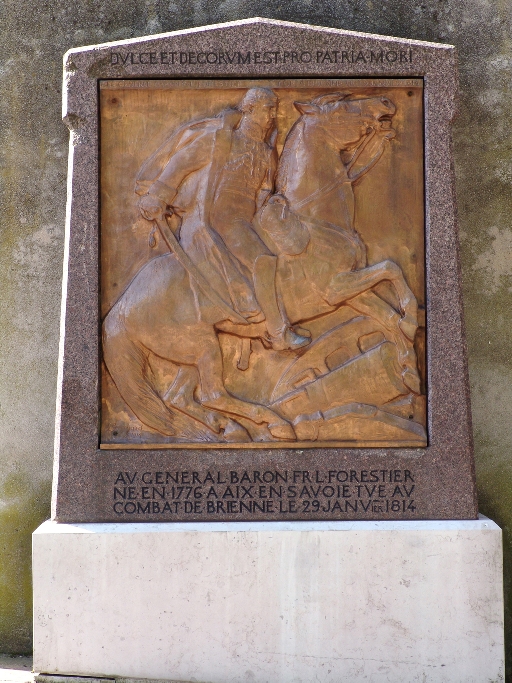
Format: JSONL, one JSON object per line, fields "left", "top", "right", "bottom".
{"left": 102, "top": 310, "right": 178, "bottom": 437}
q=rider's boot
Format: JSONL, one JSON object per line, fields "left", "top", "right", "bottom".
{"left": 253, "top": 254, "right": 311, "bottom": 351}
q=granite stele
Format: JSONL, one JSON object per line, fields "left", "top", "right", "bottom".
{"left": 33, "top": 19, "right": 504, "bottom": 683}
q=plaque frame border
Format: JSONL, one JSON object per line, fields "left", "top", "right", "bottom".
{"left": 98, "top": 75, "right": 426, "bottom": 451}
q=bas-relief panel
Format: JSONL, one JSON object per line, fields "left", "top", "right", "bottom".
{"left": 100, "top": 78, "right": 426, "bottom": 448}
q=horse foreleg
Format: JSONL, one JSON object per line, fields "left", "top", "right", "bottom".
{"left": 326, "top": 262, "right": 394, "bottom": 305}
{"left": 348, "top": 290, "right": 421, "bottom": 394}
{"left": 196, "top": 340, "right": 296, "bottom": 441}
{"left": 382, "top": 264, "right": 418, "bottom": 341}
{"left": 326, "top": 260, "right": 418, "bottom": 340}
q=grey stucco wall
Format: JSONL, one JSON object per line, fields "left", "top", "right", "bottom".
{"left": 1, "top": 0, "right": 511, "bottom": 674}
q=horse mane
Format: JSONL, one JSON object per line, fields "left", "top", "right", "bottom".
{"left": 277, "top": 92, "right": 360, "bottom": 192}
{"left": 277, "top": 93, "right": 349, "bottom": 192}
{"left": 310, "top": 92, "right": 351, "bottom": 110}
{"left": 275, "top": 117, "right": 304, "bottom": 193}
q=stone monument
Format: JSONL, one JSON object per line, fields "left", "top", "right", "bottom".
{"left": 33, "top": 18, "right": 504, "bottom": 682}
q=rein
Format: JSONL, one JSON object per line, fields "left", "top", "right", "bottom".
{"left": 293, "top": 171, "right": 347, "bottom": 210}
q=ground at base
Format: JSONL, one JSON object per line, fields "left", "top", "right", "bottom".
{"left": 0, "top": 656, "right": 34, "bottom": 683}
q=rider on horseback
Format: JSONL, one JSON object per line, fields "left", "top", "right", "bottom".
{"left": 136, "top": 87, "right": 310, "bottom": 351}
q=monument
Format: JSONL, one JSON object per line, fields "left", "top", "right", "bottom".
{"left": 50, "top": 19, "right": 477, "bottom": 523}
{"left": 33, "top": 18, "right": 504, "bottom": 682}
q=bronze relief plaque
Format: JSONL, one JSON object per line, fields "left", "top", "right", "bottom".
{"left": 100, "top": 78, "right": 426, "bottom": 449}
{"left": 54, "top": 19, "right": 477, "bottom": 522}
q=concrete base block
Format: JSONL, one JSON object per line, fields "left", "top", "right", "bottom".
{"left": 33, "top": 518, "right": 504, "bottom": 683}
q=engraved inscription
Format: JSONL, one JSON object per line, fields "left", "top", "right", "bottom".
{"left": 109, "top": 49, "right": 414, "bottom": 66}
{"left": 100, "top": 79, "right": 426, "bottom": 447}
{"left": 111, "top": 469, "right": 417, "bottom": 517}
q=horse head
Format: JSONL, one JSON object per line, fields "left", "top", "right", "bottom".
{"left": 275, "top": 90, "right": 398, "bottom": 245}
{"left": 294, "top": 92, "right": 396, "bottom": 151}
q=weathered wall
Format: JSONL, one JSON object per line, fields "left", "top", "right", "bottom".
{"left": 1, "top": 0, "right": 511, "bottom": 672}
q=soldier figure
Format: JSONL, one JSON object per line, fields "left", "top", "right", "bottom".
{"left": 136, "top": 87, "right": 310, "bottom": 351}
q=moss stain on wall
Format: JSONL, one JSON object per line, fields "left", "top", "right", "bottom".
{"left": 0, "top": 477, "right": 50, "bottom": 654}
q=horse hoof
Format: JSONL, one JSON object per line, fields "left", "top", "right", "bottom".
{"left": 402, "top": 369, "right": 421, "bottom": 395}
{"left": 238, "top": 421, "right": 274, "bottom": 442}
{"left": 294, "top": 326, "right": 312, "bottom": 339}
{"left": 222, "top": 419, "right": 251, "bottom": 443}
{"left": 399, "top": 317, "right": 417, "bottom": 341}
{"left": 268, "top": 422, "right": 296, "bottom": 440}
{"left": 293, "top": 412, "right": 323, "bottom": 441}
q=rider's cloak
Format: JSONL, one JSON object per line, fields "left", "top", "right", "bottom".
{"left": 135, "top": 109, "right": 276, "bottom": 323}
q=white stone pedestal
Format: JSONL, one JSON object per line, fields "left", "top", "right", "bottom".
{"left": 33, "top": 517, "right": 504, "bottom": 683}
